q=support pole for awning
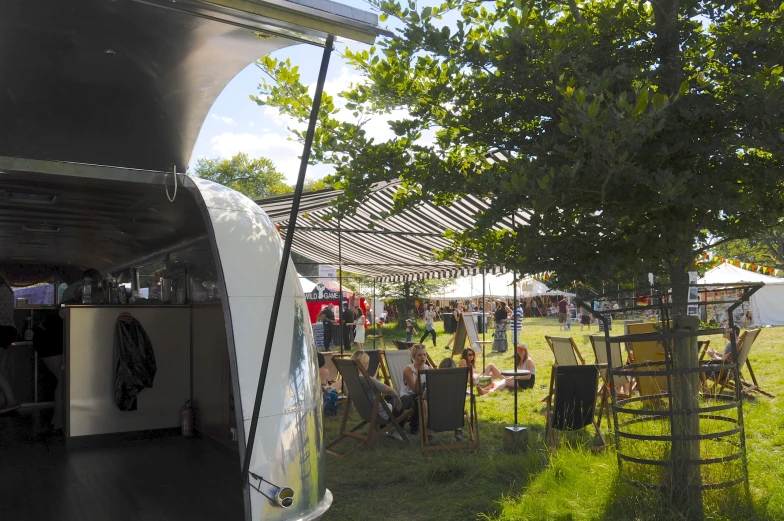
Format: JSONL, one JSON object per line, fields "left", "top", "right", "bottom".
{"left": 482, "top": 268, "right": 486, "bottom": 372}
{"left": 338, "top": 218, "right": 344, "bottom": 355}
{"left": 242, "top": 34, "right": 335, "bottom": 486}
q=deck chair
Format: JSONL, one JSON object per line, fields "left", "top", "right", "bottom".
{"left": 627, "top": 322, "right": 668, "bottom": 400}
{"left": 705, "top": 329, "right": 773, "bottom": 398}
{"left": 326, "top": 358, "right": 413, "bottom": 458}
{"left": 545, "top": 336, "right": 586, "bottom": 366}
{"left": 545, "top": 365, "right": 605, "bottom": 448}
{"left": 381, "top": 349, "right": 437, "bottom": 389}
{"left": 417, "top": 367, "right": 479, "bottom": 452}
{"left": 382, "top": 350, "right": 412, "bottom": 392}
{"left": 589, "top": 335, "right": 632, "bottom": 426}
{"left": 544, "top": 336, "right": 586, "bottom": 402}
{"left": 393, "top": 340, "right": 414, "bottom": 350}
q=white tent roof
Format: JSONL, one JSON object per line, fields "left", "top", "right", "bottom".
{"left": 298, "top": 276, "right": 317, "bottom": 293}
{"left": 698, "top": 263, "right": 784, "bottom": 285}
{"left": 519, "top": 279, "right": 550, "bottom": 298}
{"left": 439, "top": 273, "right": 519, "bottom": 299}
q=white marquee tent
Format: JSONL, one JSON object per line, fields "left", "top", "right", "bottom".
{"left": 439, "top": 273, "right": 519, "bottom": 300}
{"left": 698, "top": 263, "right": 784, "bottom": 326}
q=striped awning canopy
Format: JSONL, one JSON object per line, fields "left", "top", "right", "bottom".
{"left": 256, "top": 181, "right": 518, "bottom": 282}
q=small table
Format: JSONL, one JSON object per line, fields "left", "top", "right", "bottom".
{"left": 500, "top": 369, "right": 533, "bottom": 378}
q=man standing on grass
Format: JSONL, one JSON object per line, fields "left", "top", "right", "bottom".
{"left": 320, "top": 304, "right": 335, "bottom": 350}
{"left": 557, "top": 296, "right": 569, "bottom": 331}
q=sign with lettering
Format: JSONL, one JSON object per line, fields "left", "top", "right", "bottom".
{"left": 318, "top": 265, "right": 337, "bottom": 282}
{"left": 305, "top": 283, "right": 343, "bottom": 302}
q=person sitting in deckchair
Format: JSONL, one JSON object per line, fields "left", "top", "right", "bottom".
{"left": 476, "top": 344, "right": 537, "bottom": 394}
{"left": 318, "top": 352, "right": 342, "bottom": 392}
{"left": 707, "top": 325, "right": 740, "bottom": 362}
{"left": 402, "top": 344, "right": 431, "bottom": 435}
{"left": 351, "top": 351, "right": 413, "bottom": 440}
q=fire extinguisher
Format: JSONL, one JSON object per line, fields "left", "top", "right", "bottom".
{"left": 181, "top": 400, "right": 193, "bottom": 437}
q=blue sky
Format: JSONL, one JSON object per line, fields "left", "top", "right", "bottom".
{"left": 188, "top": 1, "right": 392, "bottom": 184}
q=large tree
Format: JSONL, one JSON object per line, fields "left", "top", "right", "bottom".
{"left": 713, "top": 223, "right": 784, "bottom": 269}
{"left": 191, "top": 152, "right": 292, "bottom": 199}
{"left": 256, "top": 1, "right": 784, "bottom": 512}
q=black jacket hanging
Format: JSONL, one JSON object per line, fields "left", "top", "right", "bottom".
{"left": 113, "top": 312, "right": 157, "bottom": 411}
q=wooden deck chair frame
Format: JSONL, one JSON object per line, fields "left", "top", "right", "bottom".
{"left": 704, "top": 329, "right": 773, "bottom": 398}
{"left": 326, "top": 358, "right": 413, "bottom": 458}
{"left": 589, "top": 334, "right": 632, "bottom": 427}
{"left": 545, "top": 364, "right": 606, "bottom": 448}
{"left": 417, "top": 367, "right": 479, "bottom": 452}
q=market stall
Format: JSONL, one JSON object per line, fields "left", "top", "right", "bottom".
{"left": 698, "top": 263, "right": 784, "bottom": 326}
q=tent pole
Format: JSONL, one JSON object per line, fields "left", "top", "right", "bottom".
{"left": 338, "top": 218, "right": 343, "bottom": 355}
{"left": 482, "top": 268, "right": 486, "bottom": 372}
{"left": 373, "top": 278, "right": 376, "bottom": 349}
{"left": 513, "top": 269, "right": 518, "bottom": 427}
{"left": 241, "top": 34, "right": 335, "bottom": 486}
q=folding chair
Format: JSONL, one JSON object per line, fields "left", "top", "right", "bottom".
{"left": 545, "top": 365, "right": 605, "bottom": 448}
{"left": 393, "top": 340, "right": 414, "bottom": 350}
{"left": 417, "top": 367, "right": 479, "bottom": 452}
{"left": 589, "top": 334, "right": 632, "bottom": 426}
{"left": 326, "top": 358, "right": 413, "bottom": 458}
{"left": 381, "top": 348, "right": 436, "bottom": 389}
{"left": 381, "top": 350, "right": 412, "bottom": 392}
{"left": 705, "top": 329, "right": 773, "bottom": 398}
{"left": 627, "top": 322, "right": 668, "bottom": 400}
{"left": 543, "top": 336, "right": 585, "bottom": 402}
{"left": 545, "top": 336, "right": 586, "bottom": 366}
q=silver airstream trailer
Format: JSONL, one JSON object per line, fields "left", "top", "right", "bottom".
{"left": 0, "top": 2, "right": 382, "bottom": 520}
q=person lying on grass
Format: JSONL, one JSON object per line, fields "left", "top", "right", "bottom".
{"left": 474, "top": 344, "right": 537, "bottom": 395}
{"left": 352, "top": 351, "right": 413, "bottom": 438}
{"left": 457, "top": 347, "right": 506, "bottom": 395}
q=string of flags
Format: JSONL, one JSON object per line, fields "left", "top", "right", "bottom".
{"left": 698, "top": 253, "right": 782, "bottom": 277}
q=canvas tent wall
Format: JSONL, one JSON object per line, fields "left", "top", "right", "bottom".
{"left": 698, "top": 263, "right": 784, "bottom": 326}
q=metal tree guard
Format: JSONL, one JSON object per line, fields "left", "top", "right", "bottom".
{"left": 574, "top": 281, "right": 760, "bottom": 503}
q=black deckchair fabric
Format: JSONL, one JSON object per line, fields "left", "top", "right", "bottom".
{"left": 393, "top": 340, "right": 414, "bottom": 350}
{"left": 425, "top": 367, "right": 469, "bottom": 432}
{"left": 365, "top": 350, "right": 381, "bottom": 377}
{"left": 552, "top": 365, "right": 598, "bottom": 431}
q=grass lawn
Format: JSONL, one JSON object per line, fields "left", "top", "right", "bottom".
{"left": 321, "top": 317, "right": 784, "bottom": 521}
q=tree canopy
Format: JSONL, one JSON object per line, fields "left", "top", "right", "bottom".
{"left": 191, "top": 152, "right": 292, "bottom": 199}
{"left": 256, "top": 0, "right": 784, "bottom": 302}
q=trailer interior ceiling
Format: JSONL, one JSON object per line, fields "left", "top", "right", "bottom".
{"left": 0, "top": 168, "right": 207, "bottom": 278}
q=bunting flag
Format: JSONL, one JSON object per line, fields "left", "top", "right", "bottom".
{"left": 696, "top": 253, "right": 782, "bottom": 278}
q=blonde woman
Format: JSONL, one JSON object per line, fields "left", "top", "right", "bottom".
{"left": 402, "top": 344, "right": 431, "bottom": 435}
{"left": 351, "top": 351, "right": 412, "bottom": 439}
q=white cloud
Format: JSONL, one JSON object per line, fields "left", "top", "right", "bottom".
{"left": 209, "top": 131, "right": 318, "bottom": 184}
{"left": 211, "top": 114, "right": 235, "bottom": 125}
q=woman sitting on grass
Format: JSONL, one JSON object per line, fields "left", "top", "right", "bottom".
{"left": 472, "top": 344, "right": 536, "bottom": 394}
{"left": 458, "top": 347, "right": 506, "bottom": 395}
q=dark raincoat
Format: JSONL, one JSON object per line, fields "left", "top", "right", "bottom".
{"left": 114, "top": 313, "right": 156, "bottom": 411}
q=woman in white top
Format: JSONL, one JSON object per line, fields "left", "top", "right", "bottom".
{"left": 352, "top": 305, "right": 366, "bottom": 350}
{"left": 402, "top": 344, "right": 430, "bottom": 435}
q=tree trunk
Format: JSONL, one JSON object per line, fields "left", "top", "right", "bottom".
{"left": 669, "top": 259, "right": 703, "bottom": 518}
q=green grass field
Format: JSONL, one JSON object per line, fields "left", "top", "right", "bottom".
{"left": 321, "top": 317, "right": 784, "bottom": 521}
